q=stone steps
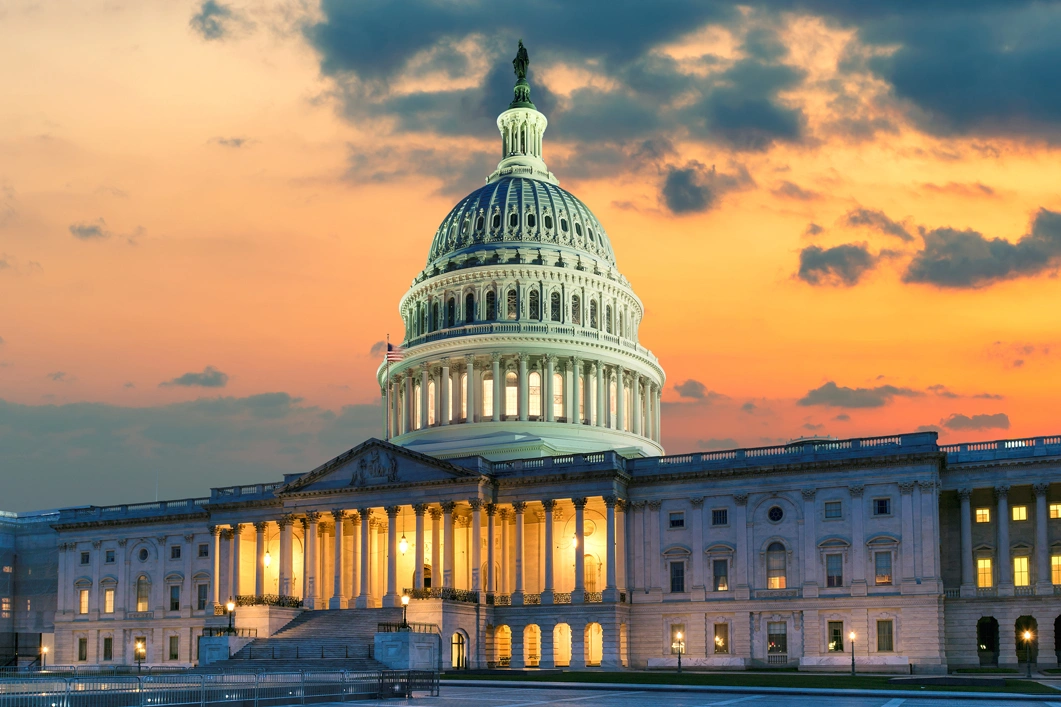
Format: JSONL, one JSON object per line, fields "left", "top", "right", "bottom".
{"left": 229, "top": 608, "right": 404, "bottom": 664}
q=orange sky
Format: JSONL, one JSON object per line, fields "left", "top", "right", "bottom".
{"left": 1, "top": 1, "right": 1060, "bottom": 510}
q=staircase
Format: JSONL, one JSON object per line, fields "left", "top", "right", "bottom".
{"left": 227, "top": 607, "right": 404, "bottom": 670}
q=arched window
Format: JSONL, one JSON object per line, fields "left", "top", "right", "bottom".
{"left": 618, "top": 312, "right": 624, "bottom": 338}
{"left": 527, "top": 213, "right": 536, "bottom": 228}
{"left": 550, "top": 292, "right": 561, "bottom": 321}
{"left": 543, "top": 214, "right": 553, "bottom": 230}
{"left": 414, "top": 382, "right": 422, "bottom": 429}
{"left": 609, "top": 378, "right": 617, "bottom": 428}
{"left": 553, "top": 372, "right": 564, "bottom": 419}
{"left": 506, "top": 289, "right": 518, "bottom": 320}
{"left": 509, "top": 212, "right": 519, "bottom": 228}
{"left": 492, "top": 212, "right": 501, "bottom": 229}
{"left": 529, "top": 372, "right": 541, "bottom": 419}
{"left": 431, "top": 302, "right": 439, "bottom": 332}
{"left": 605, "top": 305, "right": 613, "bottom": 334}
{"left": 505, "top": 371, "right": 518, "bottom": 418}
{"left": 588, "top": 375, "right": 597, "bottom": 426}
{"left": 459, "top": 373, "right": 467, "bottom": 420}
{"left": 560, "top": 218, "right": 568, "bottom": 233}
{"left": 767, "top": 542, "right": 787, "bottom": 589}
{"left": 446, "top": 298, "right": 456, "bottom": 328}
{"left": 427, "top": 380, "right": 436, "bottom": 426}
{"left": 575, "top": 222, "right": 583, "bottom": 237}
{"left": 136, "top": 575, "right": 150, "bottom": 612}
{"left": 482, "top": 374, "right": 494, "bottom": 419}
{"left": 462, "top": 219, "right": 470, "bottom": 236}
{"left": 529, "top": 290, "right": 540, "bottom": 320}
{"left": 465, "top": 293, "right": 475, "bottom": 322}
{"left": 588, "top": 228, "right": 595, "bottom": 243}
{"left": 589, "top": 300, "right": 598, "bottom": 329}
{"left": 486, "top": 291, "right": 497, "bottom": 320}
{"left": 571, "top": 295, "right": 581, "bottom": 326}
{"left": 475, "top": 215, "right": 484, "bottom": 232}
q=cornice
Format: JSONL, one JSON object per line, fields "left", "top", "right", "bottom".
{"left": 52, "top": 511, "right": 210, "bottom": 532}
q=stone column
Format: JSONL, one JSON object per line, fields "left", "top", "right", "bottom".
{"left": 350, "top": 513, "right": 361, "bottom": 604}
{"left": 430, "top": 508, "right": 441, "bottom": 590}
{"left": 465, "top": 355, "right": 476, "bottom": 423}
{"left": 630, "top": 502, "right": 644, "bottom": 592}
{"left": 254, "top": 522, "right": 267, "bottom": 596}
{"left": 491, "top": 353, "right": 502, "bottom": 422}
{"left": 570, "top": 622, "right": 586, "bottom": 669}
{"left": 545, "top": 355, "right": 556, "bottom": 422}
{"left": 356, "top": 509, "right": 371, "bottom": 608}
{"left": 230, "top": 525, "right": 242, "bottom": 598}
{"left": 570, "top": 358, "right": 581, "bottom": 424}
{"left": 733, "top": 495, "right": 749, "bottom": 599}
{"left": 403, "top": 374, "right": 414, "bottom": 433}
{"left": 540, "top": 623, "right": 555, "bottom": 669}
{"left": 209, "top": 526, "right": 221, "bottom": 606}
{"left": 330, "top": 510, "right": 346, "bottom": 609}
{"left": 542, "top": 500, "right": 555, "bottom": 603}
{"left": 996, "top": 485, "right": 1013, "bottom": 595}
{"left": 420, "top": 365, "right": 430, "bottom": 429}
{"left": 499, "top": 509, "right": 510, "bottom": 593}
{"left": 384, "top": 506, "right": 399, "bottom": 606}
{"left": 647, "top": 500, "right": 662, "bottom": 593}
{"left": 615, "top": 367, "right": 625, "bottom": 431}
{"left": 573, "top": 498, "right": 587, "bottom": 602}
{"left": 518, "top": 354, "right": 529, "bottom": 421}
{"left": 486, "top": 504, "right": 496, "bottom": 593}
{"left": 595, "top": 365, "right": 606, "bottom": 427}
{"left": 801, "top": 489, "right": 818, "bottom": 597}
{"left": 470, "top": 500, "right": 483, "bottom": 593}
{"left": 414, "top": 504, "right": 427, "bottom": 589}
{"left": 654, "top": 385, "right": 662, "bottom": 442}
{"left": 631, "top": 373, "right": 641, "bottom": 436}
{"left": 849, "top": 485, "right": 866, "bottom": 591}
{"left": 1035, "top": 483, "right": 1052, "bottom": 594}
{"left": 899, "top": 482, "right": 916, "bottom": 586}
{"left": 304, "top": 513, "right": 319, "bottom": 608}
{"left": 513, "top": 502, "right": 526, "bottom": 603}
{"left": 958, "top": 489, "right": 975, "bottom": 596}
{"left": 442, "top": 502, "right": 456, "bottom": 589}
{"left": 919, "top": 480, "right": 939, "bottom": 581}
{"left": 279, "top": 515, "right": 294, "bottom": 597}
{"left": 440, "top": 358, "right": 451, "bottom": 426}
{"left": 617, "top": 500, "right": 628, "bottom": 593}
{"left": 604, "top": 496, "right": 618, "bottom": 601}
{"left": 690, "top": 497, "right": 705, "bottom": 599}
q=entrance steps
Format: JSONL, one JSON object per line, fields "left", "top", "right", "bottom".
{"left": 229, "top": 607, "right": 403, "bottom": 665}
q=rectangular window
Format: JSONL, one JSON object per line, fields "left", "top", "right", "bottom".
{"left": 78, "top": 637, "right": 88, "bottom": 662}
{"left": 669, "top": 561, "right": 685, "bottom": 593}
{"left": 713, "top": 559, "right": 729, "bottom": 591}
{"left": 198, "top": 544, "right": 209, "bottom": 558}
{"left": 877, "top": 620, "right": 894, "bottom": 652}
{"left": 80, "top": 552, "right": 90, "bottom": 565}
{"left": 1014, "top": 556, "right": 1030, "bottom": 587}
{"left": 768, "top": 622, "right": 787, "bottom": 654}
{"left": 976, "top": 507, "right": 991, "bottom": 523}
{"left": 1012, "top": 505, "right": 1028, "bottom": 521}
{"left": 824, "top": 501, "right": 842, "bottom": 519}
{"left": 170, "top": 545, "right": 181, "bottom": 560}
{"left": 828, "top": 621, "right": 845, "bottom": 652}
{"left": 873, "top": 498, "right": 891, "bottom": 516}
{"left": 79, "top": 589, "right": 89, "bottom": 615}
{"left": 103, "top": 637, "right": 113, "bottom": 662}
{"left": 712, "top": 509, "right": 728, "bottom": 526}
{"left": 874, "top": 551, "right": 893, "bottom": 585}
{"left": 168, "top": 635, "right": 179, "bottom": 661}
{"left": 1052, "top": 555, "right": 1061, "bottom": 585}
{"left": 670, "top": 624, "right": 685, "bottom": 654}
{"left": 197, "top": 584, "right": 208, "bottom": 611}
{"left": 104, "top": 588, "right": 114, "bottom": 614}
{"left": 826, "top": 553, "right": 843, "bottom": 588}
{"left": 977, "top": 558, "right": 993, "bottom": 588}
{"left": 713, "top": 623, "right": 729, "bottom": 654}
{"left": 668, "top": 512, "right": 685, "bottom": 529}
{"left": 169, "top": 585, "right": 180, "bottom": 611}
{"left": 105, "top": 550, "right": 115, "bottom": 564}
{"left": 1050, "top": 503, "right": 1061, "bottom": 519}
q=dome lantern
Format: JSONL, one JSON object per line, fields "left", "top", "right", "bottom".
{"left": 487, "top": 41, "right": 557, "bottom": 186}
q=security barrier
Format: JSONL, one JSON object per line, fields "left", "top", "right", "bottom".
{"left": 0, "top": 670, "right": 439, "bottom": 707}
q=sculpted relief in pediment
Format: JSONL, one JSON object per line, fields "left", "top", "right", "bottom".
{"left": 350, "top": 448, "right": 399, "bottom": 487}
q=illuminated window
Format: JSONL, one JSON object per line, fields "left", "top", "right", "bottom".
{"left": 427, "top": 379, "right": 436, "bottom": 426}
{"left": 458, "top": 374, "right": 466, "bottom": 420}
{"left": 482, "top": 376, "right": 493, "bottom": 418}
{"left": 1012, "top": 506, "right": 1028, "bottom": 521}
{"left": 1052, "top": 555, "right": 1061, "bottom": 584}
{"left": 714, "top": 623, "right": 729, "bottom": 654}
{"left": 767, "top": 542, "right": 787, "bottom": 589}
{"left": 875, "top": 552, "right": 892, "bottom": 586}
{"left": 977, "top": 558, "right": 993, "bottom": 588}
{"left": 552, "top": 372, "right": 564, "bottom": 419}
{"left": 713, "top": 559, "right": 729, "bottom": 591}
{"left": 976, "top": 508, "right": 991, "bottom": 523}
{"left": 136, "top": 576, "right": 150, "bottom": 612}
{"left": 1014, "top": 557, "right": 1030, "bottom": 587}
{"left": 79, "top": 589, "right": 89, "bottom": 615}
{"left": 1050, "top": 503, "right": 1061, "bottom": 519}
{"left": 505, "top": 371, "right": 518, "bottom": 417}
{"left": 768, "top": 622, "right": 787, "bottom": 654}
{"left": 529, "top": 372, "right": 541, "bottom": 418}
{"left": 828, "top": 622, "right": 845, "bottom": 652}
{"left": 104, "top": 588, "right": 114, "bottom": 614}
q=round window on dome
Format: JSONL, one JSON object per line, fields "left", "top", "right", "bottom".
{"left": 543, "top": 215, "right": 553, "bottom": 230}
{"left": 768, "top": 506, "right": 784, "bottom": 522}
{"left": 509, "top": 212, "right": 519, "bottom": 228}
{"left": 560, "top": 218, "right": 568, "bottom": 232}
{"left": 138, "top": 548, "right": 149, "bottom": 562}
{"left": 527, "top": 213, "right": 536, "bottom": 228}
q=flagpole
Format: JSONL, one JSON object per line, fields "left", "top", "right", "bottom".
{"left": 385, "top": 334, "right": 391, "bottom": 440}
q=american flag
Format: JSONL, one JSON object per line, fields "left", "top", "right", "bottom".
{"left": 385, "top": 342, "right": 405, "bottom": 362}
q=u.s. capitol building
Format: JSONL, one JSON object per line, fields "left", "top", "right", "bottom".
{"left": 3, "top": 48, "right": 1060, "bottom": 675}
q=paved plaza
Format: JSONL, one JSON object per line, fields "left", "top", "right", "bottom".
{"left": 330, "top": 684, "right": 1061, "bottom": 706}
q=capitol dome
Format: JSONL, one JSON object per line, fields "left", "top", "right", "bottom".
{"left": 377, "top": 44, "right": 665, "bottom": 460}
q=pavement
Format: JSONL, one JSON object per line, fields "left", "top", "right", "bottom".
{"left": 320, "top": 682, "right": 1061, "bottom": 706}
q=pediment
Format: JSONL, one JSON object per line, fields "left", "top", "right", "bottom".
{"left": 281, "top": 438, "right": 480, "bottom": 495}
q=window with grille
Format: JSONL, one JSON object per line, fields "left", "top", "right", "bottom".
{"left": 506, "top": 290, "right": 517, "bottom": 320}
{"left": 1014, "top": 556, "right": 1030, "bottom": 586}
{"left": 571, "top": 295, "right": 581, "bottom": 325}
{"left": 170, "top": 545, "right": 181, "bottom": 560}
{"left": 826, "top": 554, "right": 843, "bottom": 588}
{"left": 712, "top": 509, "right": 728, "bottom": 526}
{"left": 550, "top": 292, "right": 561, "bottom": 321}
{"left": 768, "top": 622, "right": 787, "bottom": 653}
{"left": 529, "top": 290, "right": 540, "bottom": 319}
{"left": 873, "top": 498, "right": 891, "bottom": 516}
{"left": 824, "top": 501, "right": 842, "bottom": 519}
{"left": 486, "top": 291, "right": 496, "bottom": 319}
{"left": 552, "top": 373, "right": 563, "bottom": 419}
{"left": 766, "top": 542, "right": 786, "bottom": 589}
{"left": 81, "top": 552, "right": 90, "bottom": 565}
{"left": 1050, "top": 503, "right": 1061, "bottom": 519}
{"left": 198, "top": 543, "right": 209, "bottom": 558}
{"left": 136, "top": 576, "right": 150, "bottom": 612}
{"left": 828, "top": 622, "right": 845, "bottom": 652}
{"left": 877, "top": 620, "right": 894, "bottom": 652}
{"left": 669, "top": 512, "right": 685, "bottom": 529}
{"left": 875, "top": 552, "right": 892, "bottom": 585}
{"left": 713, "top": 559, "right": 729, "bottom": 591}
{"left": 976, "top": 507, "right": 991, "bottom": 523}
{"left": 670, "top": 562, "right": 685, "bottom": 593}
{"left": 105, "top": 550, "right": 115, "bottom": 563}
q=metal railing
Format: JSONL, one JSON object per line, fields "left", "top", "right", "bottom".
{"left": 234, "top": 595, "right": 303, "bottom": 608}
{"left": 0, "top": 670, "right": 439, "bottom": 706}
{"left": 554, "top": 592, "right": 571, "bottom": 604}
{"left": 523, "top": 594, "right": 541, "bottom": 605}
{"left": 403, "top": 587, "right": 478, "bottom": 603}
{"left": 201, "top": 628, "right": 257, "bottom": 638}
{"left": 584, "top": 592, "right": 603, "bottom": 603}
{"left": 767, "top": 653, "right": 788, "bottom": 665}
{"left": 377, "top": 622, "right": 438, "bottom": 634}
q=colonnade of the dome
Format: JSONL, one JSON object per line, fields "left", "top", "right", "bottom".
{"left": 382, "top": 352, "right": 662, "bottom": 448}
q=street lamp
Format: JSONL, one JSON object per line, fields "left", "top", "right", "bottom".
{"left": 1023, "top": 630, "right": 1034, "bottom": 678}
{"left": 135, "top": 640, "right": 145, "bottom": 673}
{"left": 849, "top": 631, "right": 856, "bottom": 676}
{"left": 401, "top": 594, "right": 410, "bottom": 628}
{"left": 672, "top": 631, "right": 684, "bottom": 674}
{"left": 226, "top": 599, "right": 236, "bottom": 635}
{"left": 40, "top": 646, "right": 48, "bottom": 671}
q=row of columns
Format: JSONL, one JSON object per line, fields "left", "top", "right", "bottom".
{"left": 385, "top": 354, "right": 661, "bottom": 443}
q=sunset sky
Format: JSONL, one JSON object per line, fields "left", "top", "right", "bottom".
{"left": 2, "top": 1, "right": 1060, "bottom": 511}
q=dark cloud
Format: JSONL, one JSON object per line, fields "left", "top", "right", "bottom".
{"left": 927, "top": 384, "right": 959, "bottom": 399}
{"left": 916, "top": 424, "right": 942, "bottom": 433}
{"left": 803, "top": 223, "right": 824, "bottom": 237}
{"left": 797, "top": 243, "right": 879, "bottom": 286}
{"left": 942, "top": 412, "right": 1010, "bottom": 431}
{"left": 697, "top": 437, "right": 739, "bottom": 451}
{"left": 973, "top": 392, "right": 1004, "bottom": 400}
{"left": 660, "top": 161, "right": 752, "bottom": 215}
{"left": 798, "top": 381, "right": 923, "bottom": 408}
{"left": 772, "top": 181, "right": 819, "bottom": 200}
{"left": 802, "top": 422, "right": 825, "bottom": 431}
{"left": 741, "top": 401, "right": 756, "bottom": 413}
{"left": 161, "top": 365, "right": 229, "bottom": 388}
{"left": 47, "top": 371, "right": 66, "bottom": 382}
{"left": 210, "top": 137, "right": 251, "bottom": 148}
{"left": 842, "top": 208, "right": 913, "bottom": 242}
{"left": 189, "top": 0, "right": 247, "bottom": 41}
{"left": 833, "top": 413, "right": 850, "bottom": 421}
{"left": 904, "top": 208, "right": 1061, "bottom": 288}
{"left": 921, "top": 182, "right": 995, "bottom": 198}
{"left": 674, "top": 379, "right": 709, "bottom": 399}
{"left": 69, "top": 219, "right": 110, "bottom": 240}
{"left": 369, "top": 341, "right": 387, "bottom": 357}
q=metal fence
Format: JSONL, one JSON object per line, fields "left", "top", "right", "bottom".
{"left": 0, "top": 670, "right": 439, "bottom": 707}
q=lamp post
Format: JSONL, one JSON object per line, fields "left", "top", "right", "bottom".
{"left": 1023, "top": 630, "right": 1034, "bottom": 678}
{"left": 849, "top": 631, "right": 856, "bottom": 676}
{"left": 135, "top": 640, "right": 145, "bottom": 674}
{"left": 40, "top": 646, "right": 47, "bottom": 671}
{"left": 226, "top": 599, "right": 236, "bottom": 635}
{"left": 672, "top": 631, "right": 684, "bottom": 674}
{"left": 401, "top": 594, "right": 410, "bottom": 628}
